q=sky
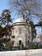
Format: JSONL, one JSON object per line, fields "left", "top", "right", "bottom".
{"left": 0, "top": 0, "right": 42, "bottom": 34}
{"left": 0, "top": 0, "right": 9, "bottom": 14}
{"left": 0, "top": 0, "right": 41, "bottom": 23}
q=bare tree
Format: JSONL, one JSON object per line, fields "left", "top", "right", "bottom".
{"left": 10, "top": 0, "right": 41, "bottom": 19}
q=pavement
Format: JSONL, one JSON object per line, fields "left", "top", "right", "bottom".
{"left": 0, "top": 49, "right": 42, "bottom": 56}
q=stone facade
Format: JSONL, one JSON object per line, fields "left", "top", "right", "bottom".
{"left": 11, "top": 18, "right": 32, "bottom": 48}
{"left": 2, "top": 18, "right": 32, "bottom": 48}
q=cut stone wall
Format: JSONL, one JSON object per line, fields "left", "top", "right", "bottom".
{"left": 11, "top": 22, "right": 32, "bottom": 47}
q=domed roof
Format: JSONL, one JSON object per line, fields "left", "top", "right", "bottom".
{"left": 14, "top": 17, "right": 26, "bottom": 23}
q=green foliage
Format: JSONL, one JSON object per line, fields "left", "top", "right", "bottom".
{"left": 0, "top": 9, "right": 12, "bottom": 35}
{"left": 31, "top": 43, "right": 38, "bottom": 49}
{"left": 0, "top": 9, "right": 12, "bottom": 50}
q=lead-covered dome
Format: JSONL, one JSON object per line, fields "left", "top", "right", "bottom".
{"left": 14, "top": 17, "right": 26, "bottom": 23}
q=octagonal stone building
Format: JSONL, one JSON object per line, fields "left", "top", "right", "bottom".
{"left": 11, "top": 17, "right": 32, "bottom": 48}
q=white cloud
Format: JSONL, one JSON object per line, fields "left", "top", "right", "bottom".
{"left": 13, "top": 17, "right": 25, "bottom": 23}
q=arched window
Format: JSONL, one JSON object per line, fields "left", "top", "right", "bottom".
{"left": 19, "top": 40, "right": 22, "bottom": 45}
{"left": 12, "top": 35, "right": 15, "bottom": 38}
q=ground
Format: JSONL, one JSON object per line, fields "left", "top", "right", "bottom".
{"left": 0, "top": 49, "right": 42, "bottom": 56}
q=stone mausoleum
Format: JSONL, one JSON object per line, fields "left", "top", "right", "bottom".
{"left": 11, "top": 17, "right": 32, "bottom": 48}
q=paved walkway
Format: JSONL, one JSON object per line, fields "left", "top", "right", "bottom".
{"left": 0, "top": 49, "right": 42, "bottom": 56}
